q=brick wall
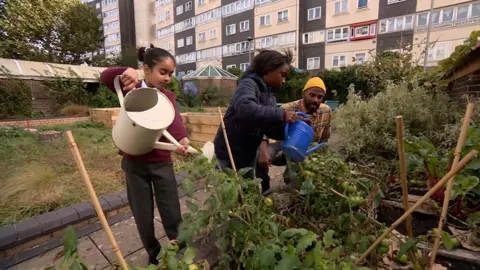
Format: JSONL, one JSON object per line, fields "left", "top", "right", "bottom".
{"left": 449, "top": 70, "right": 480, "bottom": 101}
{"left": 0, "top": 117, "right": 90, "bottom": 128}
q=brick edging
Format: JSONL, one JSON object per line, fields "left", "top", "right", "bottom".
{"left": 0, "top": 116, "right": 89, "bottom": 128}
{"left": 0, "top": 171, "right": 191, "bottom": 253}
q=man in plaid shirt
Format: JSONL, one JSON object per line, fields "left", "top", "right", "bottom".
{"left": 256, "top": 77, "right": 331, "bottom": 191}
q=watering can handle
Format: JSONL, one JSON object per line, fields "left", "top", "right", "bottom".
{"left": 154, "top": 130, "right": 200, "bottom": 154}
{"left": 114, "top": 76, "right": 125, "bottom": 108}
{"left": 283, "top": 111, "right": 309, "bottom": 140}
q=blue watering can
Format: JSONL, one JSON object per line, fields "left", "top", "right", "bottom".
{"left": 281, "top": 112, "right": 327, "bottom": 163}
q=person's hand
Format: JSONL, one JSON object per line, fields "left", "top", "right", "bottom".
{"left": 120, "top": 68, "right": 139, "bottom": 91}
{"left": 258, "top": 147, "right": 271, "bottom": 169}
{"left": 283, "top": 109, "right": 296, "bottom": 124}
{"left": 175, "top": 137, "right": 190, "bottom": 155}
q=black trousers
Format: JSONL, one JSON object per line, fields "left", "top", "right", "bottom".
{"left": 255, "top": 142, "right": 297, "bottom": 192}
{"left": 121, "top": 157, "right": 182, "bottom": 261}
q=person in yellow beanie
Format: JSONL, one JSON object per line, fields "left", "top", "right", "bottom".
{"left": 256, "top": 76, "right": 332, "bottom": 191}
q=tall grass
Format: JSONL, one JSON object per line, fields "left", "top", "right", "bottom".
{"left": 0, "top": 122, "right": 193, "bottom": 225}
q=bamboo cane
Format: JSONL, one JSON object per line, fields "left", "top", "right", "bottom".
{"left": 355, "top": 150, "right": 478, "bottom": 265}
{"left": 429, "top": 103, "right": 475, "bottom": 268}
{"left": 217, "top": 107, "right": 237, "bottom": 176}
{"left": 395, "top": 115, "right": 414, "bottom": 238}
{"left": 65, "top": 131, "right": 129, "bottom": 270}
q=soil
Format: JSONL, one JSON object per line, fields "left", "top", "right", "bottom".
{"left": 377, "top": 204, "right": 439, "bottom": 237}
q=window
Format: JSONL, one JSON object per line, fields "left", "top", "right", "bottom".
{"left": 198, "top": 32, "right": 206, "bottom": 41}
{"left": 255, "top": 0, "right": 269, "bottom": 5}
{"left": 156, "top": 25, "right": 175, "bottom": 39}
{"left": 442, "top": 8, "right": 454, "bottom": 22}
{"left": 260, "top": 15, "right": 271, "bottom": 26}
{"left": 105, "top": 33, "right": 120, "bottom": 42}
{"left": 226, "top": 24, "right": 236, "bottom": 35}
{"left": 357, "top": 0, "right": 368, "bottom": 9}
{"left": 196, "top": 8, "right": 221, "bottom": 25}
{"left": 428, "top": 43, "right": 448, "bottom": 61}
{"left": 278, "top": 10, "right": 288, "bottom": 22}
{"left": 222, "top": 0, "right": 254, "bottom": 18}
{"left": 334, "top": 0, "right": 348, "bottom": 14}
{"left": 198, "top": 0, "right": 205, "bottom": 5}
{"left": 308, "top": 7, "right": 321, "bottom": 21}
{"left": 387, "top": 0, "right": 406, "bottom": 3}
{"left": 156, "top": 0, "right": 172, "bottom": 7}
{"left": 240, "top": 63, "right": 249, "bottom": 71}
{"left": 166, "top": 11, "right": 171, "bottom": 19}
{"left": 302, "top": 31, "right": 325, "bottom": 44}
{"left": 417, "top": 13, "right": 428, "bottom": 26}
{"left": 96, "top": 3, "right": 101, "bottom": 9}
{"left": 103, "top": 9, "right": 118, "bottom": 18}
{"left": 456, "top": 5, "right": 469, "bottom": 20}
{"left": 177, "top": 38, "right": 184, "bottom": 48}
{"left": 176, "top": 5, "right": 183, "bottom": 15}
{"left": 175, "top": 17, "right": 195, "bottom": 33}
{"left": 185, "top": 1, "right": 192, "bottom": 11}
{"left": 222, "top": 41, "right": 252, "bottom": 56}
{"left": 473, "top": 2, "right": 480, "bottom": 17}
{"left": 197, "top": 47, "right": 222, "bottom": 61}
{"left": 186, "top": 36, "right": 193, "bottom": 46}
{"left": 379, "top": 15, "right": 413, "bottom": 33}
{"left": 240, "top": 20, "right": 249, "bottom": 32}
{"left": 430, "top": 10, "right": 440, "bottom": 24}
{"left": 307, "top": 57, "right": 321, "bottom": 70}
{"left": 210, "top": 29, "right": 217, "bottom": 39}
{"left": 326, "top": 27, "right": 349, "bottom": 42}
{"left": 104, "top": 21, "right": 119, "bottom": 31}
{"left": 355, "top": 53, "right": 366, "bottom": 63}
{"left": 332, "top": 55, "right": 346, "bottom": 67}
{"left": 257, "top": 32, "right": 296, "bottom": 49}
{"left": 175, "top": 52, "right": 196, "bottom": 65}
{"left": 102, "top": 0, "right": 116, "bottom": 6}
{"left": 226, "top": 64, "right": 236, "bottom": 69}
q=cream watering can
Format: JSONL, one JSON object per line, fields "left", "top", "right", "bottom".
{"left": 111, "top": 76, "right": 214, "bottom": 161}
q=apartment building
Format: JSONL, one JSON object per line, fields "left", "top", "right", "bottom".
{"left": 127, "top": 0, "right": 479, "bottom": 73}
{"left": 83, "top": 0, "right": 136, "bottom": 59}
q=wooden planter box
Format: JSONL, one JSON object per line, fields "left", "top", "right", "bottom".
{"left": 89, "top": 108, "right": 120, "bottom": 127}
{"left": 181, "top": 112, "right": 222, "bottom": 146}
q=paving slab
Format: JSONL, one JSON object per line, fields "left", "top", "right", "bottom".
{"left": 190, "top": 189, "right": 212, "bottom": 204}
{"left": 7, "top": 236, "right": 110, "bottom": 270}
{"left": 121, "top": 237, "right": 170, "bottom": 269}
{"left": 89, "top": 216, "right": 166, "bottom": 263}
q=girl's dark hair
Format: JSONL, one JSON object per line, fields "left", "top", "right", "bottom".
{"left": 137, "top": 44, "right": 175, "bottom": 67}
{"left": 251, "top": 49, "right": 294, "bottom": 76}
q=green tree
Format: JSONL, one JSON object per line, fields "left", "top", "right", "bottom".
{"left": 276, "top": 69, "right": 309, "bottom": 103}
{"left": 0, "top": 0, "right": 102, "bottom": 64}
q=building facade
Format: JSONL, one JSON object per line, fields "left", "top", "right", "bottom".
{"left": 88, "top": 0, "right": 479, "bottom": 72}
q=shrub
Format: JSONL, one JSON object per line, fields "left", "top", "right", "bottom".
{"left": 87, "top": 84, "right": 119, "bottom": 108}
{"left": 166, "top": 75, "right": 181, "bottom": 96}
{"left": 334, "top": 83, "right": 462, "bottom": 176}
{"left": 61, "top": 104, "right": 89, "bottom": 116}
{"left": 200, "top": 87, "right": 227, "bottom": 106}
{"left": 0, "top": 79, "right": 33, "bottom": 119}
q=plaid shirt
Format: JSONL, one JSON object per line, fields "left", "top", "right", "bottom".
{"left": 282, "top": 100, "right": 332, "bottom": 143}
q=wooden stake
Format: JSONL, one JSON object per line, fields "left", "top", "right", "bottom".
{"left": 395, "top": 115, "right": 414, "bottom": 238}
{"left": 65, "top": 131, "right": 129, "bottom": 270}
{"left": 356, "top": 150, "right": 478, "bottom": 265}
{"left": 429, "top": 103, "right": 475, "bottom": 268}
{"left": 217, "top": 107, "right": 237, "bottom": 176}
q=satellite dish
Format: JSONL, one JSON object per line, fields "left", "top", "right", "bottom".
{"left": 183, "top": 81, "right": 198, "bottom": 96}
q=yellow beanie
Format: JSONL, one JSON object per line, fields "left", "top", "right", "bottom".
{"left": 303, "top": 77, "right": 326, "bottom": 93}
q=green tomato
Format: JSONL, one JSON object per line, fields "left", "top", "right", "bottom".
{"left": 451, "top": 238, "right": 460, "bottom": 249}
{"left": 346, "top": 185, "right": 357, "bottom": 193}
{"left": 189, "top": 264, "right": 199, "bottom": 270}
{"left": 380, "top": 239, "right": 390, "bottom": 247}
{"left": 264, "top": 197, "right": 273, "bottom": 207}
{"left": 410, "top": 180, "right": 417, "bottom": 185}
{"left": 376, "top": 245, "right": 389, "bottom": 255}
{"left": 395, "top": 254, "right": 408, "bottom": 264}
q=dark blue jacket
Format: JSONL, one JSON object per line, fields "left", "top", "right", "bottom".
{"left": 214, "top": 70, "right": 285, "bottom": 167}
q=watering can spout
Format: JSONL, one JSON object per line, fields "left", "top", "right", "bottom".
{"left": 306, "top": 142, "right": 328, "bottom": 155}
{"left": 153, "top": 141, "right": 215, "bottom": 162}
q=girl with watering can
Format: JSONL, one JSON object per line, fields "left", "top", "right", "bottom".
{"left": 255, "top": 77, "right": 332, "bottom": 191}
{"left": 214, "top": 49, "right": 306, "bottom": 192}
{"left": 100, "top": 45, "right": 188, "bottom": 266}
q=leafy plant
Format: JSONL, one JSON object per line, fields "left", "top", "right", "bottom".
{"left": 0, "top": 78, "right": 33, "bottom": 119}
{"left": 405, "top": 127, "right": 480, "bottom": 217}
{"left": 48, "top": 226, "right": 88, "bottom": 270}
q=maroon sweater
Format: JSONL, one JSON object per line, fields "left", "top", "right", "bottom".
{"left": 100, "top": 67, "right": 188, "bottom": 163}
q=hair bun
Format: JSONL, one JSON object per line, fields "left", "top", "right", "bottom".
{"left": 137, "top": 47, "right": 146, "bottom": 62}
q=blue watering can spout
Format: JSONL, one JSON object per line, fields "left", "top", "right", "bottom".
{"left": 281, "top": 111, "right": 328, "bottom": 163}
